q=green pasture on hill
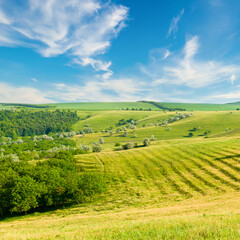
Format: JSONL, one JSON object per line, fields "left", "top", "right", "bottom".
{"left": 158, "top": 102, "right": 239, "bottom": 111}
{"left": 41, "top": 102, "right": 160, "bottom": 110}
{"left": 1, "top": 105, "right": 240, "bottom": 239}
{"left": 73, "top": 110, "right": 240, "bottom": 149}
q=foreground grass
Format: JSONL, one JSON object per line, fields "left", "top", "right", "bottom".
{"left": 1, "top": 192, "right": 240, "bottom": 239}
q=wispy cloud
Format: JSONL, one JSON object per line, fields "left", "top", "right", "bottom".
{"left": 31, "top": 78, "right": 38, "bottom": 83}
{"left": 211, "top": 90, "right": 240, "bottom": 100}
{"left": 167, "top": 8, "right": 184, "bottom": 38}
{"left": 50, "top": 78, "right": 147, "bottom": 102}
{"left": 0, "top": 0, "right": 128, "bottom": 74}
{"left": 142, "top": 36, "right": 240, "bottom": 88}
{"left": 0, "top": 82, "right": 54, "bottom": 103}
{"left": 208, "top": 0, "right": 223, "bottom": 7}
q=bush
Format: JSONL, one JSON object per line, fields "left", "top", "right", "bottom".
{"left": 92, "top": 142, "right": 102, "bottom": 152}
{"left": 99, "top": 137, "right": 104, "bottom": 144}
{"left": 188, "top": 132, "right": 194, "bottom": 137}
{"left": 143, "top": 138, "right": 150, "bottom": 146}
{"left": 115, "top": 143, "right": 121, "bottom": 147}
{"left": 80, "top": 144, "right": 90, "bottom": 152}
{"left": 150, "top": 135, "right": 156, "bottom": 141}
{"left": 123, "top": 131, "right": 129, "bottom": 137}
{"left": 122, "top": 142, "right": 134, "bottom": 150}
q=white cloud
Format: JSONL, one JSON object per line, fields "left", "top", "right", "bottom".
{"left": 211, "top": 91, "right": 240, "bottom": 99}
{"left": 167, "top": 8, "right": 184, "bottom": 38}
{"left": 0, "top": 0, "right": 128, "bottom": 73}
{"left": 31, "top": 78, "right": 38, "bottom": 82}
{"left": 50, "top": 78, "right": 146, "bottom": 102}
{"left": 149, "top": 48, "right": 172, "bottom": 62}
{"left": 142, "top": 36, "right": 240, "bottom": 88}
{"left": 0, "top": 82, "right": 54, "bottom": 103}
{"left": 0, "top": 10, "right": 11, "bottom": 24}
{"left": 230, "top": 74, "right": 236, "bottom": 84}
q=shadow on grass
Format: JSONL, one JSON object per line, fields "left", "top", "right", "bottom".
{"left": 0, "top": 201, "right": 79, "bottom": 222}
{"left": 215, "top": 154, "right": 240, "bottom": 160}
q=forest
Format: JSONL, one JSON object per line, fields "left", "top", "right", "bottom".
{"left": 0, "top": 109, "right": 79, "bottom": 137}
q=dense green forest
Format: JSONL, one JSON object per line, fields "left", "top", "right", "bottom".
{"left": 0, "top": 109, "right": 79, "bottom": 137}
{"left": 0, "top": 152, "right": 106, "bottom": 216}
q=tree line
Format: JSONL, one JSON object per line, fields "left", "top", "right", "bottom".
{"left": 0, "top": 109, "right": 79, "bottom": 137}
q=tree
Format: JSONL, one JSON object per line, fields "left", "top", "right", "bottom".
{"left": 10, "top": 176, "right": 43, "bottom": 214}
{"left": 122, "top": 142, "right": 134, "bottom": 150}
{"left": 143, "top": 138, "right": 150, "bottom": 146}
{"left": 99, "top": 137, "right": 104, "bottom": 144}
{"left": 92, "top": 142, "right": 102, "bottom": 152}
{"left": 80, "top": 144, "right": 90, "bottom": 152}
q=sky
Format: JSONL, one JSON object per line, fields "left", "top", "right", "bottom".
{"left": 0, "top": 0, "right": 240, "bottom": 103}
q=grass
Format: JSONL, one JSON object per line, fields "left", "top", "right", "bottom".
{"left": 73, "top": 110, "right": 240, "bottom": 150}
{"left": 2, "top": 108, "right": 240, "bottom": 239}
{"left": 1, "top": 137, "right": 240, "bottom": 239}
{"left": 158, "top": 102, "right": 240, "bottom": 111}
{"left": 41, "top": 102, "right": 160, "bottom": 111}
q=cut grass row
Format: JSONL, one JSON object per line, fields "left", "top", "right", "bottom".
{"left": 76, "top": 137, "right": 240, "bottom": 205}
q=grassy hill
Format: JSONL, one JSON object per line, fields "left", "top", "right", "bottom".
{"left": 42, "top": 101, "right": 240, "bottom": 111}
{"left": 157, "top": 102, "right": 240, "bottom": 111}
{"left": 73, "top": 110, "right": 240, "bottom": 149}
{"left": 1, "top": 107, "right": 240, "bottom": 239}
{"left": 41, "top": 102, "right": 160, "bottom": 111}
{"left": 1, "top": 137, "right": 240, "bottom": 239}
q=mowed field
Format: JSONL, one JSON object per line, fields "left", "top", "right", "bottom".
{"left": 1, "top": 106, "right": 240, "bottom": 239}
{"left": 1, "top": 137, "right": 240, "bottom": 239}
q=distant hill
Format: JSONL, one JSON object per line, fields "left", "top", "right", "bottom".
{"left": 228, "top": 101, "right": 240, "bottom": 105}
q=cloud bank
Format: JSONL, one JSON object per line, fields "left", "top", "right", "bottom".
{"left": 0, "top": 0, "right": 128, "bottom": 74}
{"left": 0, "top": 82, "right": 54, "bottom": 103}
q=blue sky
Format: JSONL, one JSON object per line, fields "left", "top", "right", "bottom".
{"left": 0, "top": 0, "right": 240, "bottom": 103}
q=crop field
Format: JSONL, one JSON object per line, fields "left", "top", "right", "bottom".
{"left": 1, "top": 105, "right": 240, "bottom": 239}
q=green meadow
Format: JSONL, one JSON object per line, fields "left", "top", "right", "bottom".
{"left": 1, "top": 102, "right": 240, "bottom": 239}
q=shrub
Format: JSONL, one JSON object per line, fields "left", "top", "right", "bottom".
{"left": 115, "top": 143, "right": 121, "bottom": 147}
{"left": 99, "top": 137, "right": 104, "bottom": 144}
{"left": 123, "top": 131, "right": 129, "bottom": 137}
{"left": 122, "top": 142, "right": 134, "bottom": 150}
{"left": 143, "top": 138, "right": 150, "bottom": 146}
{"left": 80, "top": 144, "right": 90, "bottom": 152}
{"left": 150, "top": 135, "right": 156, "bottom": 141}
{"left": 92, "top": 142, "right": 102, "bottom": 152}
{"left": 188, "top": 132, "right": 194, "bottom": 137}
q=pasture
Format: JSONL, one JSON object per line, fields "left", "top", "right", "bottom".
{"left": 1, "top": 103, "right": 240, "bottom": 239}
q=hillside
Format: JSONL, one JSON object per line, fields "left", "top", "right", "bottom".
{"left": 1, "top": 137, "right": 240, "bottom": 239}
{"left": 1, "top": 108, "right": 240, "bottom": 239}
